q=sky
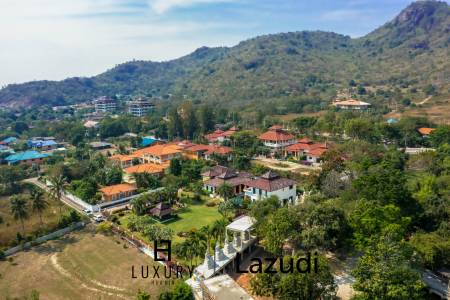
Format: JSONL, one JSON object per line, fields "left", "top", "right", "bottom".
{"left": 0, "top": 0, "right": 437, "bottom": 86}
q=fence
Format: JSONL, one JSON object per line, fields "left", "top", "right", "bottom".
{"left": 3, "top": 222, "right": 85, "bottom": 257}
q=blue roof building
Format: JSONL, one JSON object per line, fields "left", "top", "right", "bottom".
{"left": 1, "top": 137, "right": 17, "bottom": 145}
{"left": 141, "top": 136, "right": 158, "bottom": 147}
{"left": 27, "top": 139, "right": 57, "bottom": 149}
{"left": 5, "top": 150, "right": 50, "bottom": 165}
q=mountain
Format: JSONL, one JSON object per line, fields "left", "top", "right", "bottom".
{"left": 0, "top": 0, "right": 449, "bottom": 109}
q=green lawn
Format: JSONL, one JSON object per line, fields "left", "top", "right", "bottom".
{"left": 118, "top": 202, "right": 222, "bottom": 245}
{"left": 165, "top": 203, "right": 222, "bottom": 243}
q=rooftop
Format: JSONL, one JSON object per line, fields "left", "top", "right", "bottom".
{"left": 246, "top": 171, "right": 296, "bottom": 192}
{"left": 201, "top": 274, "right": 254, "bottom": 300}
{"left": 5, "top": 150, "right": 49, "bottom": 163}
{"left": 133, "top": 144, "right": 182, "bottom": 157}
{"left": 100, "top": 183, "right": 137, "bottom": 196}
{"left": 123, "top": 163, "right": 168, "bottom": 174}
{"left": 258, "top": 126, "right": 295, "bottom": 141}
{"left": 226, "top": 216, "right": 255, "bottom": 232}
{"left": 332, "top": 99, "right": 371, "bottom": 106}
{"left": 418, "top": 127, "right": 435, "bottom": 135}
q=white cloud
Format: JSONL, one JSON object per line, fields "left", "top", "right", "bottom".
{"left": 0, "top": 0, "right": 242, "bottom": 86}
{"left": 148, "top": 0, "right": 236, "bottom": 14}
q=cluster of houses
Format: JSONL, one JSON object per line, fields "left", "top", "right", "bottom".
{"left": 2, "top": 136, "right": 67, "bottom": 165}
{"left": 93, "top": 96, "right": 155, "bottom": 117}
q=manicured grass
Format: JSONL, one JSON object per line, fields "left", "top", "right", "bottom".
{"left": 165, "top": 202, "right": 222, "bottom": 244}
{"left": 0, "top": 225, "right": 173, "bottom": 300}
{"left": 0, "top": 193, "right": 73, "bottom": 249}
{"left": 118, "top": 201, "right": 222, "bottom": 245}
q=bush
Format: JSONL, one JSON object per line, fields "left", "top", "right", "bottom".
{"left": 96, "top": 222, "right": 112, "bottom": 235}
{"left": 0, "top": 250, "right": 5, "bottom": 260}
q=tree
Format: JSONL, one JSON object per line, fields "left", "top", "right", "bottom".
{"left": 429, "top": 125, "right": 450, "bottom": 147}
{"left": 169, "top": 158, "right": 182, "bottom": 176}
{"left": 12, "top": 121, "right": 29, "bottom": 134}
{"left": 171, "top": 282, "right": 194, "bottom": 300}
{"left": 131, "top": 195, "right": 149, "bottom": 216}
{"left": 249, "top": 196, "right": 280, "bottom": 234}
{"left": 48, "top": 174, "right": 67, "bottom": 219}
{"left": 217, "top": 183, "right": 234, "bottom": 201}
{"left": 211, "top": 218, "right": 228, "bottom": 242}
{"left": 136, "top": 289, "right": 150, "bottom": 300}
{"left": 30, "top": 188, "right": 48, "bottom": 228}
{"left": 105, "top": 167, "right": 123, "bottom": 185}
{"left": 10, "top": 195, "right": 29, "bottom": 234}
{"left": 262, "top": 207, "right": 299, "bottom": 255}
{"left": 349, "top": 200, "right": 411, "bottom": 250}
{"left": 352, "top": 238, "right": 425, "bottom": 300}
{"left": 198, "top": 105, "right": 215, "bottom": 134}
{"left": 250, "top": 255, "right": 336, "bottom": 300}
{"left": 300, "top": 204, "right": 350, "bottom": 251}
{"left": 167, "top": 107, "right": 183, "bottom": 139}
{"left": 133, "top": 172, "right": 160, "bottom": 190}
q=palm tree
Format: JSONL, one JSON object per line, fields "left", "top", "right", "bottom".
{"left": 217, "top": 183, "right": 234, "bottom": 201}
{"left": 10, "top": 195, "right": 29, "bottom": 234}
{"left": 190, "top": 231, "right": 207, "bottom": 264}
{"left": 211, "top": 218, "right": 228, "bottom": 243}
{"left": 48, "top": 174, "right": 67, "bottom": 219}
{"left": 30, "top": 188, "right": 48, "bottom": 228}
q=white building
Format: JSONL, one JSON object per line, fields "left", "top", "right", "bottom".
{"left": 94, "top": 96, "right": 117, "bottom": 113}
{"left": 245, "top": 171, "right": 297, "bottom": 205}
{"left": 258, "top": 125, "right": 296, "bottom": 150}
{"left": 128, "top": 97, "right": 154, "bottom": 117}
{"left": 332, "top": 99, "right": 371, "bottom": 110}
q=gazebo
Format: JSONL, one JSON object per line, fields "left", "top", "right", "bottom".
{"left": 150, "top": 202, "right": 172, "bottom": 220}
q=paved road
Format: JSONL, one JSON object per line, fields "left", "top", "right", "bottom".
{"left": 24, "top": 177, "right": 85, "bottom": 213}
{"left": 423, "top": 270, "right": 449, "bottom": 299}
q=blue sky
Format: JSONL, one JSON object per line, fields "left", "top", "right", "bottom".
{"left": 0, "top": 0, "right": 444, "bottom": 86}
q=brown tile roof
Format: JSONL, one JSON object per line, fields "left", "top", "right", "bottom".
{"left": 202, "top": 165, "right": 232, "bottom": 178}
{"left": 418, "top": 127, "right": 434, "bottom": 135}
{"left": 246, "top": 171, "right": 296, "bottom": 192}
{"left": 298, "top": 137, "right": 313, "bottom": 144}
{"left": 123, "top": 163, "right": 167, "bottom": 174}
{"left": 308, "top": 147, "right": 328, "bottom": 157}
{"left": 100, "top": 183, "right": 137, "bottom": 196}
{"left": 205, "top": 175, "right": 252, "bottom": 188}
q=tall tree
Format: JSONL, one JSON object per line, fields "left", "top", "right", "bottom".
{"left": 352, "top": 238, "right": 425, "bottom": 300}
{"left": 198, "top": 105, "right": 215, "bottom": 134}
{"left": 217, "top": 183, "right": 234, "bottom": 201}
{"left": 167, "top": 107, "right": 183, "bottom": 139}
{"left": 30, "top": 188, "right": 48, "bottom": 228}
{"left": 48, "top": 174, "right": 67, "bottom": 219}
{"left": 10, "top": 195, "right": 29, "bottom": 234}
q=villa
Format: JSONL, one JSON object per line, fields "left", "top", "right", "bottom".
{"left": 205, "top": 126, "right": 239, "bottom": 144}
{"left": 110, "top": 154, "right": 139, "bottom": 168}
{"left": 284, "top": 138, "right": 329, "bottom": 163}
{"left": 332, "top": 99, "right": 371, "bottom": 110}
{"left": 27, "top": 138, "right": 58, "bottom": 151}
{"left": 123, "top": 163, "right": 168, "bottom": 183}
{"left": 132, "top": 143, "right": 183, "bottom": 164}
{"left": 202, "top": 166, "right": 252, "bottom": 197}
{"left": 258, "top": 125, "right": 296, "bottom": 150}
{"left": 183, "top": 144, "right": 233, "bottom": 160}
{"left": 245, "top": 171, "right": 297, "bottom": 205}
{"left": 5, "top": 150, "right": 50, "bottom": 165}
{"left": 100, "top": 183, "right": 137, "bottom": 202}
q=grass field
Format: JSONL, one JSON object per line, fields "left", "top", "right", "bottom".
{"left": 119, "top": 202, "right": 222, "bottom": 245}
{"left": 0, "top": 192, "right": 73, "bottom": 249}
{"left": 164, "top": 203, "right": 222, "bottom": 244}
{"left": 0, "top": 225, "right": 173, "bottom": 300}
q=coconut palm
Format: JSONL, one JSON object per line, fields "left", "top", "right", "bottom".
{"left": 211, "top": 218, "right": 228, "bottom": 243}
{"left": 30, "top": 188, "right": 48, "bottom": 228}
{"left": 217, "top": 183, "right": 234, "bottom": 201}
{"left": 10, "top": 195, "right": 29, "bottom": 234}
{"left": 48, "top": 174, "right": 67, "bottom": 219}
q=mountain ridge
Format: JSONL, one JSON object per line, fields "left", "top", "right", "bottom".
{"left": 1, "top": 0, "right": 449, "bottom": 108}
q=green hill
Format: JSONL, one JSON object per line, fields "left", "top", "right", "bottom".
{"left": 0, "top": 0, "right": 448, "bottom": 109}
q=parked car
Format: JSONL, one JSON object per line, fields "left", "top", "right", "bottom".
{"left": 93, "top": 214, "right": 105, "bottom": 223}
{"left": 83, "top": 208, "right": 92, "bottom": 215}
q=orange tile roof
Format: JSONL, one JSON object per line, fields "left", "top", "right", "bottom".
{"left": 123, "top": 163, "right": 168, "bottom": 174}
{"left": 418, "top": 127, "right": 434, "bottom": 135}
{"left": 184, "top": 144, "right": 211, "bottom": 152}
{"left": 132, "top": 144, "right": 182, "bottom": 157}
{"left": 258, "top": 126, "right": 294, "bottom": 141}
{"left": 309, "top": 147, "right": 328, "bottom": 157}
{"left": 205, "top": 145, "right": 233, "bottom": 155}
{"left": 100, "top": 183, "right": 137, "bottom": 196}
{"left": 110, "top": 154, "right": 138, "bottom": 162}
